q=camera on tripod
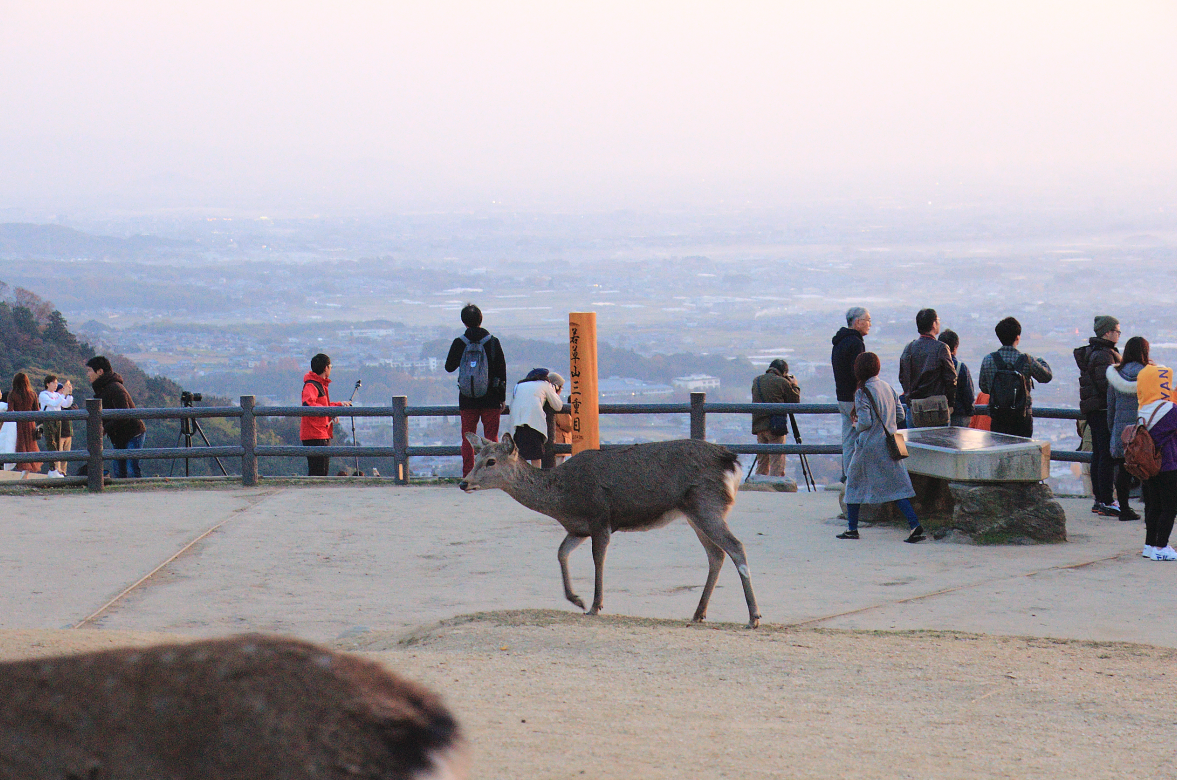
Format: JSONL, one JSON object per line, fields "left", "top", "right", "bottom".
{"left": 180, "top": 391, "right": 203, "bottom": 406}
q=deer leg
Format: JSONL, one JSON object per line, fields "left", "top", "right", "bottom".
{"left": 687, "top": 522, "right": 726, "bottom": 623}
{"left": 689, "top": 501, "right": 761, "bottom": 629}
{"left": 557, "top": 533, "right": 587, "bottom": 610}
{"left": 587, "top": 529, "right": 611, "bottom": 616}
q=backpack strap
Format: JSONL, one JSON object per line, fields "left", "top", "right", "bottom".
{"left": 302, "top": 379, "right": 325, "bottom": 406}
{"left": 478, "top": 334, "right": 492, "bottom": 346}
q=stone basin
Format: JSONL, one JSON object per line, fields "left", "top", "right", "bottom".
{"left": 899, "top": 426, "right": 1050, "bottom": 483}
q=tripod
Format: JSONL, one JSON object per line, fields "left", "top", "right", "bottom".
{"left": 169, "top": 398, "right": 228, "bottom": 477}
{"left": 742, "top": 413, "right": 815, "bottom": 492}
{"left": 347, "top": 380, "right": 362, "bottom": 474}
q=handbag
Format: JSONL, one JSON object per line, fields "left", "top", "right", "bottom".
{"left": 864, "top": 388, "right": 908, "bottom": 460}
{"left": 769, "top": 415, "right": 790, "bottom": 437}
{"left": 910, "top": 394, "right": 950, "bottom": 427}
{"left": 33, "top": 423, "right": 44, "bottom": 441}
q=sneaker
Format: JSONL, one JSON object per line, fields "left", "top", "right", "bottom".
{"left": 1094, "top": 503, "right": 1121, "bottom": 518}
{"left": 47, "top": 470, "right": 64, "bottom": 478}
{"left": 1154, "top": 546, "right": 1177, "bottom": 561}
{"left": 836, "top": 530, "right": 860, "bottom": 540}
{"left": 1143, "top": 545, "right": 1157, "bottom": 559}
{"left": 1120, "top": 508, "right": 1141, "bottom": 522}
{"left": 904, "top": 525, "right": 926, "bottom": 544}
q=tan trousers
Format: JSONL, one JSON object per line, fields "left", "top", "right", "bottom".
{"left": 756, "top": 431, "right": 785, "bottom": 476}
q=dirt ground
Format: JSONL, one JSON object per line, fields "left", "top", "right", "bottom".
{"left": 5, "top": 610, "right": 1175, "bottom": 780}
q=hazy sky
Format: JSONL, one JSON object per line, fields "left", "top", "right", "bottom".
{"left": 2, "top": 1, "right": 1174, "bottom": 212}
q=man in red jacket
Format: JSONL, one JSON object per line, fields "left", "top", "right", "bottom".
{"left": 301, "top": 353, "right": 351, "bottom": 476}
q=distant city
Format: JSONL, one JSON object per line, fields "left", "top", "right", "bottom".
{"left": 3, "top": 198, "right": 1175, "bottom": 486}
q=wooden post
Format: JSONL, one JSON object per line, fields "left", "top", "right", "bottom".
{"left": 568, "top": 312, "right": 600, "bottom": 453}
{"left": 690, "top": 392, "right": 706, "bottom": 440}
{"left": 240, "top": 395, "right": 258, "bottom": 487}
{"left": 392, "top": 395, "right": 409, "bottom": 484}
{"left": 86, "top": 398, "right": 104, "bottom": 493}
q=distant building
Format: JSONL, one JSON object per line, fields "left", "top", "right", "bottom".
{"left": 672, "top": 374, "right": 720, "bottom": 392}
{"left": 598, "top": 376, "right": 674, "bottom": 400}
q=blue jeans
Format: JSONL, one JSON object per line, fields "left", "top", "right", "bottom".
{"left": 847, "top": 498, "right": 919, "bottom": 532}
{"left": 112, "top": 432, "right": 145, "bottom": 478}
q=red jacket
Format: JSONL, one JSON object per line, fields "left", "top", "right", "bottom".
{"left": 300, "top": 371, "right": 343, "bottom": 441}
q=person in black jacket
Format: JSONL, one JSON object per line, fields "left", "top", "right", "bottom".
{"left": 831, "top": 307, "right": 870, "bottom": 481}
{"left": 445, "top": 303, "right": 507, "bottom": 476}
{"left": 84, "top": 355, "right": 146, "bottom": 478}
{"left": 1075, "top": 315, "right": 1122, "bottom": 516}
{"left": 939, "top": 330, "right": 975, "bottom": 427}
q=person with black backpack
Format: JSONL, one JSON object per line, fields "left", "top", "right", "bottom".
{"left": 978, "top": 317, "right": 1053, "bottom": 438}
{"left": 445, "top": 303, "right": 507, "bottom": 476}
{"left": 1075, "top": 315, "right": 1122, "bottom": 517}
{"left": 300, "top": 353, "right": 352, "bottom": 477}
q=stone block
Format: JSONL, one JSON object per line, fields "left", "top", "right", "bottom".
{"left": 741, "top": 475, "right": 798, "bottom": 493}
{"left": 902, "top": 426, "right": 1050, "bottom": 483}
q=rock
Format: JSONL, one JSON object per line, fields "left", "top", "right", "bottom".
{"left": 837, "top": 475, "right": 1066, "bottom": 543}
{"left": 741, "top": 475, "right": 798, "bottom": 493}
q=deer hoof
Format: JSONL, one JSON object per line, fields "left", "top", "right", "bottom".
{"left": 746, "top": 617, "right": 760, "bottom": 629}
{"left": 569, "top": 596, "right": 585, "bottom": 610}
{"left": 586, "top": 606, "right": 602, "bottom": 616}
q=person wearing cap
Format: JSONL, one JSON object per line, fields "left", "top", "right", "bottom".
{"left": 1075, "top": 315, "right": 1122, "bottom": 517}
{"left": 751, "top": 359, "right": 801, "bottom": 477}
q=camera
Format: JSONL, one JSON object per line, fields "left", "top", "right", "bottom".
{"left": 180, "top": 391, "right": 203, "bottom": 405}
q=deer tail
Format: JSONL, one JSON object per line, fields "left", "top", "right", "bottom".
{"left": 720, "top": 448, "right": 740, "bottom": 504}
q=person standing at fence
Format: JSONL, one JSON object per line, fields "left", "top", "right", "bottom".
{"left": 1106, "top": 336, "right": 1147, "bottom": 522}
{"left": 300, "top": 353, "right": 351, "bottom": 477}
{"left": 509, "top": 368, "right": 563, "bottom": 467}
{"left": 446, "top": 303, "right": 507, "bottom": 476}
{"left": 38, "top": 374, "right": 73, "bottom": 477}
{"left": 898, "top": 308, "right": 956, "bottom": 428}
{"left": 8, "top": 373, "right": 42, "bottom": 474}
{"left": 750, "top": 359, "right": 800, "bottom": 477}
{"left": 1075, "top": 316, "right": 1122, "bottom": 517}
{"left": 1134, "top": 361, "right": 1177, "bottom": 560}
{"left": 832, "top": 307, "right": 870, "bottom": 481}
{"left": 938, "top": 330, "right": 975, "bottom": 427}
{"left": 978, "top": 317, "right": 1053, "bottom": 438}
{"left": 85, "top": 356, "right": 146, "bottom": 479}
{"left": 837, "top": 352, "right": 925, "bottom": 543}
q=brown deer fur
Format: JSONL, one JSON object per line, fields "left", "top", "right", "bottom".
{"left": 0, "top": 635, "right": 468, "bottom": 780}
{"left": 459, "top": 434, "right": 761, "bottom": 628}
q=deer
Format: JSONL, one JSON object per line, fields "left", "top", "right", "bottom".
{"left": 459, "top": 433, "right": 761, "bottom": 628}
{"left": 0, "top": 634, "right": 468, "bottom": 780}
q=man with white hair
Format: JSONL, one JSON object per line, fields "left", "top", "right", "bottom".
{"left": 831, "top": 307, "right": 870, "bottom": 481}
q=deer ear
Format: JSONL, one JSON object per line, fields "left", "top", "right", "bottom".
{"left": 465, "top": 431, "right": 490, "bottom": 451}
{"left": 500, "top": 432, "right": 516, "bottom": 453}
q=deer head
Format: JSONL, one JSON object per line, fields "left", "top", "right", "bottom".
{"left": 458, "top": 432, "right": 521, "bottom": 492}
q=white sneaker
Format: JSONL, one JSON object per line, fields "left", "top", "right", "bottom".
{"left": 47, "top": 470, "right": 64, "bottom": 478}
{"left": 1144, "top": 545, "right": 1157, "bottom": 559}
{"left": 1154, "top": 546, "right": 1177, "bottom": 561}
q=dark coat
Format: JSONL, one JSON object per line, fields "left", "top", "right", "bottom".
{"left": 91, "top": 372, "right": 146, "bottom": 448}
{"left": 445, "top": 327, "right": 508, "bottom": 410}
{"left": 1074, "top": 337, "right": 1120, "bottom": 415}
{"left": 898, "top": 335, "right": 957, "bottom": 407}
{"left": 831, "top": 328, "right": 865, "bottom": 403}
{"left": 750, "top": 370, "right": 800, "bottom": 434}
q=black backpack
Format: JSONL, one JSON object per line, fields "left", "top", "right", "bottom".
{"left": 988, "top": 351, "right": 1029, "bottom": 422}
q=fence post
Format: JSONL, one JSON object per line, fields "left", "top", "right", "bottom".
{"left": 690, "top": 392, "right": 707, "bottom": 440}
{"left": 392, "top": 395, "right": 409, "bottom": 484}
{"left": 86, "top": 398, "right": 104, "bottom": 493}
{"left": 240, "top": 395, "right": 258, "bottom": 487}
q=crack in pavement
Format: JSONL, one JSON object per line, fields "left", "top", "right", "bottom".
{"left": 71, "top": 489, "right": 278, "bottom": 629}
{"left": 781, "top": 550, "right": 1134, "bottom": 629}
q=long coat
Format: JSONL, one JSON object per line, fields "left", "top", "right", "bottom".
{"left": 845, "top": 377, "right": 915, "bottom": 505}
{"left": 1107, "top": 362, "right": 1144, "bottom": 459}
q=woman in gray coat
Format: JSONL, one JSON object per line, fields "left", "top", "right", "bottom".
{"left": 1106, "top": 336, "right": 1148, "bottom": 522}
{"left": 838, "top": 352, "right": 925, "bottom": 542}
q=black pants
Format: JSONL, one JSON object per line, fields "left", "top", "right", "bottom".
{"left": 990, "top": 412, "right": 1033, "bottom": 438}
{"left": 1143, "top": 470, "right": 1177, "bottom": 549}
{"left": 1112, "top": 458, "right": 1134, "bottom": 517}
{"left": 1087, "top": 412, "right": 1114, "bottom": 505}
{"left": 303, "top": 438, "right": 330, "bottom": 476}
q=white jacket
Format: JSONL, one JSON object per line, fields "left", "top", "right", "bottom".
{"left": 510, "top": 380, "right": 563, "bottom": 440}
{"left": 39, "top": 389, "right": 74, "bottom": 412}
